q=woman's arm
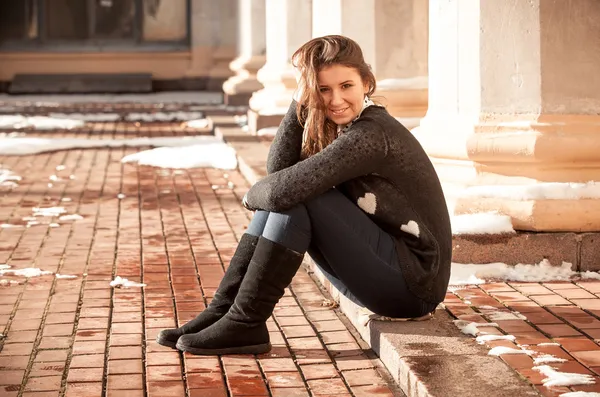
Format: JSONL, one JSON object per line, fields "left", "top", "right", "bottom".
{"left": 266, "top": 100, "right": 304, "bottom": 174}
{"left": 246, "top": 118, "right": 389, "bottom": 212}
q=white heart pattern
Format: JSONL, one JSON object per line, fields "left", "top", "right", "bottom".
{"left": 401, "top": 220, "right": 420, "bottom": 238}
{"left": 357, "top": 192, "right": 377, "bottom": 214}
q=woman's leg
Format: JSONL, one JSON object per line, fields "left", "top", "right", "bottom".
{"left": 156, "top": 211, "right": 270, "bottom": 348}
{"left": 305, "top": 189, "right": 437, "bottom": 318}
{"left": 176, "top": 206, "right": 310, "bottom": 355}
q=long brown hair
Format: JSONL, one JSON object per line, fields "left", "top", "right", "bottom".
{"left": 292, "top": 35, "right": 377, "bottom": 159}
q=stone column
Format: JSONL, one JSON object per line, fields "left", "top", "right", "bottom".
{"left": 188, "top": 0, "right": 237, "bottom": 90}
{"left": 415, "top": 0, "right": 600, "bottom": 232}
{"left": 312, "top": 0, "right": 429, "bottom": 128}
{"left": 222, "top": 0, "right": 266, "bottom": 106}
{"left": 247, "top": 0, "right": 312, "bottom": 133}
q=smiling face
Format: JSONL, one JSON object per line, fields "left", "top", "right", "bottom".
{"left": 317, "top": 64, "right": 369, "bottom": 126}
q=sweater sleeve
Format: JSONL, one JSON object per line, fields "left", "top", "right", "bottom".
{"left": 266, "top": 100, "right": 304, "bottom": 174}
{"left": 246, "top": 117, "right": 388, "bottom": 212}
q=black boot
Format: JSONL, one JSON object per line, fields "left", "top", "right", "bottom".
{"left": 156, "top": 233, "right": 259, "bottom": 348}
{"left": 176, "top": 237, "right": 304, "bottom": 355}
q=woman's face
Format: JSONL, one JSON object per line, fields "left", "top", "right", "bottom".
{"left": 317, "top": 64, "right": 369, "bottom": 126}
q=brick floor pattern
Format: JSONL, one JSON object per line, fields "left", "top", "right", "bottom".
{"left": 0, "top": 120, "right": 398, "bottom": 396}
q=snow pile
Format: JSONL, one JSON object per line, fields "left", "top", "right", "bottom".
{"left": 58, "top": 214, "right": 83, "bottom": 221}
{"left": 0, "top": 136, "right": 224, "bottom": 156}
{"left": 0, "top": 115, "right": 84, "bottom": 130}
{"left": 121, "top": 143, "right": 237, "bottom": 170}
{"left": 55, "top": 274, "right": 77, "bottom": 279}
{"left": 475, "top": 334, "right": 516, "bottom": 344}
{"left": 32, "top": 206, "right": 67, "bottom": 217}
{"left": 0, "top": 168, "right": 21, "bottom": 188}
{"left": 488, "top": 346, "right": 535, "bottom": 356}
{"left": 533, "top": 355, "right": 567, "bottom": 365}
{"left": 49, "top": 112, "right": 120, "bottom": 122}
{"left": 462, "top": 181, "right": 600, "bottom": 200}
{"left": 0, "top": 224, "right": 23, "bottom": 228}
{"left": 453, "top": 320, "right": 499, "bottom": 336}
{"left": 560, "top": 392, "right": 600, "bottom": 397}
{"left": 124, "top": 111, "right": 204, "bottom": 122}
{"left": 451, "top": 213, "right": 515, "bottom": 235}
{"left": 110, "top": 276, "right": 146, "bottom": 288}
{"left": 185, "top": 118, "right": 210, "bottom": 129}
{"left": 0, "top": 267, "right": 53, "bottom": 278}
{"left": 534, "top": 365, "right": 596, "bottom": 387}
{"left": 449, "top": 260, "right": 600, "bottom": 286}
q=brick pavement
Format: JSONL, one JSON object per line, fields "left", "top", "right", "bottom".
{"left": 0, "top": 119, "right": 402, "bottom": 396}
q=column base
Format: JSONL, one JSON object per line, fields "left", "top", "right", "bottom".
{"left": 416, "top": 113, "right": 600, "bottom": 232}
{"left": 246, "top": 109, "right": 285, "bottom": 135}
{"left": 452, "top": 231, "right": 600, "bottom": 271}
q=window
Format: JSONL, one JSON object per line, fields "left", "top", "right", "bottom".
{"left": 0, "top": 0, "right": 189, "bottom": 49}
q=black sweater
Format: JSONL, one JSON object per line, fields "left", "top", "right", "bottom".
{"left": 246, "top": 101, "right": 452, "bottom": 304}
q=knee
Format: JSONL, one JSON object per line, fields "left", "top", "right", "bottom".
{"left": 276, "top": 204, "right": 310, "bottom": 232}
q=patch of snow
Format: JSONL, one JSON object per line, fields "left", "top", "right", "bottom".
{"left": 110, "top": 276, "right": 146, "bottom": 288}
{"left": 185, "top": 118, "right": 210, "bottom": 128}
{"left": 453, "top": 320, "right": 499, "bottom": 336}
{"left": 117, "top": 194, "right": 126, "bottom": 199}
{"left": 0, "top": 224, "right": 23, "bottom": 228}
{"left": 0, "top": 267, "right": 53, "bottom": 277}
{"left": 488, "top": 346, "right": 535, "bottom": 356}
{"left": 534, "top": 365, "right": 596, "bottom": 387}
{"left": 537, "top": 342, "right": 561, "bottom": 346}
{"left": 0, "top": 265, "right": 10, "bottom": 270}
{"left": 475, "top": 334, "right": 516, "bottom": 344}
{"left": 33, "top": 207, "right": 67, "bottom": 217}
{"left": 560, "top": 392, "right": 600, "bottom": 397}
{"left": 49, "top": 223, "right": 60, "bottom": 228}
{"left": 55, "top": 274, "right": 77, "bottom": 279}
{"left": 58, "top": 214, "right": 83, "bottom": 221}
{"left": 451, "top": 213, "right": 515, "bottom": 235}
{"left": 49, "top": 112, "right": 120, "bottom": 122}
{"left": 257, "top": 127, "right": 279, "bottom": 137}
{"left": 56, "top": 165, "right": 66, "bottom": 171}
{"left": 486, "top": 312, "right": 527, "bottom": 321}
{"left": 533, "top": 354, "right": 567, "bottom": 365}
{"left": 449, "top": 260, "right": 590, "bottom": 286}
{"left": 61, "top": 198, "right": 72, "bottom": 202}
{"left": 124, "top": 111, "right": 204, "bottom": 122}
{"left": 0, "top": 115, "right": 84, "bottom": 130}
{"left": 0, "top": 168, "right": 22, "bottom": 188}
{"left": 121, "top": 143, "right": 237, "bottom": 170}
{"left": 0, "top": 136, "right": 223, "bottom": 156}
{"left": 581, "top": 271, "right": 600, "bottom": 280}
{"left": 0, "top": 280, "right": 20, "bottom": 286}
{"left": 462, "top": 181, "right": 600, "bottom": 200}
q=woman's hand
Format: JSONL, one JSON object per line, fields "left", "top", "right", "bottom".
{"left": 242, "top": 192, "right": 254, "bottom": 211}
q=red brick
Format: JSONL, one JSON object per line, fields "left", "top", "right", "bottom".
{"left": 67, "top": 368, "right": 104, "bottom": 383}
{"left": 65, "top": 382, "right": 103, "bottom": 397}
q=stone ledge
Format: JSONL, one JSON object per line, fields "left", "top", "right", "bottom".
{"left": 219, "top": 122, "right": 541, "bottom": 397}
{"left": 453, "top": 232, "right": 600, "bottom": 271}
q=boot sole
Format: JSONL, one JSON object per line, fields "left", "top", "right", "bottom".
{"left": 176, "top": 341, "right": 272, "bottom": 356}
{"left": 155, "top": 334, "right": 178, "bottom": 349}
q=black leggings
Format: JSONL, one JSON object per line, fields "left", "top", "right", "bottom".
{"left": 245, "top": 188, "right": 437, "bottom": 318}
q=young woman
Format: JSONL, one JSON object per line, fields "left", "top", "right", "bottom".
{"left": 157, "top": 35, "right": 452, "bottom": 355}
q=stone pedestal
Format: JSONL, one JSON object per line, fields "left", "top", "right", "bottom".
{"left": 312, "top": 0, "right": 428, "bottom": 126}
{"left": 223, "top": 0, "right": 267, "bottom": 106}
{"left": 416, "top": 0, "right": 600, "bottom": 232}
{"left": 247, "top": 0, "right": 312, "bottom": 133}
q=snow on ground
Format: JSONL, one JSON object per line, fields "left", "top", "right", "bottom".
{"left": 488, "top": 346, "right": 535, "bottom": 356}
{"left": 121, "top": 143, "right": 237, "bottom": 170}
{"left": 0, "top": 135, "right": 223, "bottom": 156}
{"left": 534, "top": 365, "right": 596, "bottom": 387}
{"left": 110, "top": 276, "right": 146, "bottom": 288}
{"left": 450, "top": 260, "right": 600, "bottom": 286}
{"left": 453, "top": 320, "right": 499, "bottom": 336}
{"left": 0, "top": 92, "right": 223, "bottom": 104}
{"left": 0, "top": 115, "right": 85, "bottom": 130}
{"left": 0, "top": 267, "right": 53, "bottom": 278}
{"left": 124, "top": 111, "right": 204, "bottom": 122}
{"left": 560, "top": 392, "right": 600, "bottom": 397}
{"left": 462, "top": 181, "right": 600, "bottom": 200}
{"left": 185, "top": 118, "right": 210, "bottom": 128}
{"left": 451, "top": 213, "right": 515, "bottom": 235}
{"left": 533, "top": 355, "right": 567, "bottom": 365}
{"left": 0, "top": 168, "right": 21, "bottom": 188}
{"left": 475, "top": 334, "right": 516, "bottom": 344}
{"left": 49, "top": 113, "right": 121, "bottom": 122}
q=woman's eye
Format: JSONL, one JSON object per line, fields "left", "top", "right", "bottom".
{"left": 319, "top": 88, "right": 329, "bottom": 93}
{"left": 342, "top": 84, "right": 353, "bottom": 89}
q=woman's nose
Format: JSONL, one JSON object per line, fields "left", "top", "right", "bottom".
{"left": 331, "top": 90, "right": 344, "bottom": 105}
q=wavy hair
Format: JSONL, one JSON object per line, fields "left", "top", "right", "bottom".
{"left": 292, "top": 35, "right": 377, "bottom": 159}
